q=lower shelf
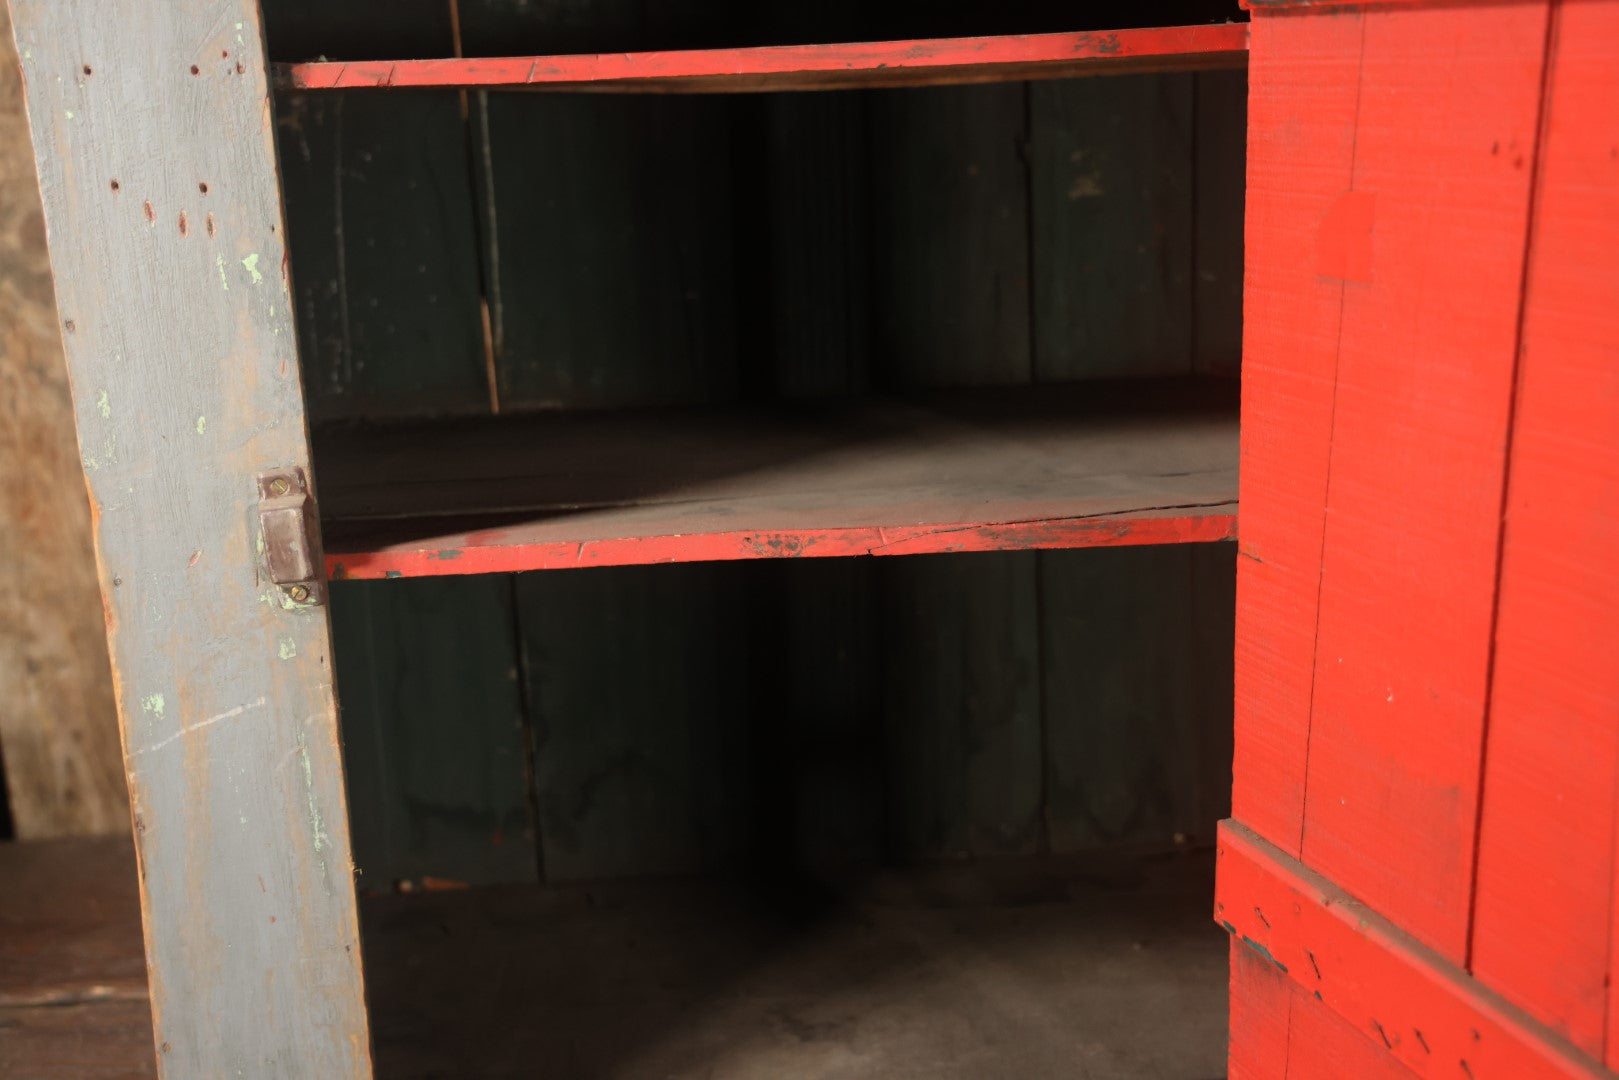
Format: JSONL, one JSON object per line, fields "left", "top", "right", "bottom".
{"left": 364, "top": 855, "right": 1228, "bottom": 1079}
{"left": 317, "top": 379, "right": 1239, "bottom": 579}
{"left": 0, "top": 839, "right": 1226, "bottom": 1079}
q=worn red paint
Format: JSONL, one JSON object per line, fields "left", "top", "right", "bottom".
{"left": 1217, "top": 820, "right": 1606, "bottom": 1080}
{"left": 324, "top": 509, "right": 1235, "bottom": 580}
{"left": 275, "top": 24, "right": 1248, "bottom": 92}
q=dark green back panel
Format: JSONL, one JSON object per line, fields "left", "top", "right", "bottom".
{"left": 278, "top": 90, "right": 490, "bottom": 422}
{"left": 329, "top": 577, "right": 536, "bottom": 887}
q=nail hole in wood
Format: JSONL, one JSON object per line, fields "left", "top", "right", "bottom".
{"left": 109, "top": 179, "right": 120, "bottom": 192}
{"left": 235, "top": 61, "right": 246, "bottom": 75}
{"left": 82, "top": 64, "right": 92, "bottom": 76}
{"left": 198, "top": 181, "right": 209, "bottom": 194}
{"left": 189, "top": 64, "right": 200, "bottom": 75}
{"left": 64, "top": 319, "right": 76, "bottom": 333}
{"left": 143, "top": 200, "right": 155, "bottom": 223}
{"left": 178, "top": 211, "right": 188, "bottom": 237}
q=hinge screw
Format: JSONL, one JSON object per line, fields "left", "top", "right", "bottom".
{"left": 268, "top": 476, "right": 291, "bottom": 497}
{"left": 287, "top": 584, "right": 310, "bottom": 603}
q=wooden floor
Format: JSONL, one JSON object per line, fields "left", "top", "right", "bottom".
{"left": 0, "top": 839, "right": 1228, "bottom": 1079}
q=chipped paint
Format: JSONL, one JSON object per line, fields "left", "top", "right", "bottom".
{"left": 278, "top": 636, "right": 297, "bottom": 661}
{"left": 195, "top": 416, "right": 207, "bottom": 435}
{"left": 241, "top": 252, "right": 263, "bottom": 285}
{"left": 215, "top": 254, "right": 230, "bottom": 291}
{"left": 295, "top": 730, "right": 330, "bottom": 854}
{"left": 96, "top": 388, "right": 110, "bottom": 418}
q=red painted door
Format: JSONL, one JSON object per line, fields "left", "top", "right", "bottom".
{"left": 1219, "top": 1, "right": 1619, "bottom": 1076}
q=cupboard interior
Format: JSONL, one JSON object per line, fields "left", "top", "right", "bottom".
{"left": 268, "top": 1, "right": 1247, "bottom": 1073}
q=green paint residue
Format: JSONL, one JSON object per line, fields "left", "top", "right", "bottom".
{"left": 95, "top": 389, "right": 110, "bottom": 419}
{"left": 1240, "top": 935, "right": 1288, "bottom": 974}
{"left": 141, "top": 693, "right": 165, "bottom": 717}
{"left": 64, "top": 110, "right": 74, "bottom": 120}
{"left": 278, "top": 636, "right": 297, "bottom": 661}
{"left": 195, "top": 416, "right": 207, "bottom": 435}
{"left": 215, "top": 254, "right": 230, "bottom": 292}
{"left": 296, "top": 731, "right": 330, "bottom": 853}
{"left": 383, "top": 570, "right": 403, "bottom": 579}
{"left": 241, "top": 252, "right": 263, "bottom": 285}
{"left": 431, "top": 549, "right": 463, "bottom": 561}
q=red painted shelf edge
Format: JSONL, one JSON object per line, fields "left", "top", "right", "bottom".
{"left": 325, "top": 507, "right": 1236, "bottom": 580}
{"left": 274, "top": 24, "right": 1248, "bottom": 91}
{"left": 1215, "top": 820, "right": 1609, "bottom": 1080}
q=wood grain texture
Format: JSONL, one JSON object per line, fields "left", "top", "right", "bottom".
{"left": 477, "top": 92, "right": 741, "bottom": 409}
{"left": 1469, "top": 0, "right": 1619, "bottom": 1058}
{"left": 1041, "top": 545, "right": 1221, "bottom": 851}
{"left": 1296, "top": 0, "right": 1549, "bottom": 965}
{"left": 515, "top": 564, "right": 753, "bottom": 882}
{"left": 0, "top": 2, "right": 124, "bottom": 840}
{"left": 1031, "top": 73, "right": 1194, "bottom": 379}
{"left": 869, "top": 83, "right": 1032, "bottom": 387}
{"left": 314, "top": 383, "right": 1239, "bottom": 576}
{"left": 1228, "top": 939, "right": 1420, "bottom": 1080}
{"left": 8, "top": 2, "right": 372, "bottom": 1075}
{"left": 0, "top": 836, "right": 146, "bottom": 1008}
{"left": 1219, "top": 820, "right": 1605, "bottom": 1080}
{"left": 881, "top": 552, "right": 1044, "bottom": 858}
{"left": 1193, "top": 68, "right": 1247, "bottom": 378}
{"left": 1231, "top": 5, "right": 1363, "bottom": 859}
{"left": 329, "top": 578, "right": 536, "bottom": 888}
{"left": 276, "top": 90, "right": 490, "bottom": 422}
{"left": 276, "top": 25, "right": 1249, "bottom": 92}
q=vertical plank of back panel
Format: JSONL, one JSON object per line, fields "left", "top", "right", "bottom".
{"left": 1193, "top": 68, "right": 1247, "bottom": 378}
{"left": 880, "top": 552, "right": 1043, "bottom": 859}
{"left": 8, "top": 1, "right": 371, "bottom": 1074}
{"left": 1298, "top": 1, "right": 1549, "bottom": 963}
{"left": 1030, "top": 73, "right": 1193, "bottom": 379}
{"left": 515, "top": 565, "right": 751, "bottom": 881}
{"left": 275, "top": 90, "right": 489, "bottom": 422}
{"left": 329, "top": 578, "right": 535, "bottom": 888}
{"left": 477, "top": 93, "right": 741, "bottom": 408}
{"left": 1041, "top": 546, "right": 1201, "bottom": 851}
{"left": 1469, "top": 0, "right": 1619, "bottom": 1057}
{"left": 1232, "top": 7, "right": 1364, "bottom": 854}
{"left": 867, "top": 83, "right": 1031, "bottom": 387}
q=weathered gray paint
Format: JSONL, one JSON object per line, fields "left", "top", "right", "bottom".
{"left": 9, "top": 2, "right": 372, "bottom": 1076}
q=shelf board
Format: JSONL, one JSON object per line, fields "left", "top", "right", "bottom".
{"left": 274, "top": 24, "right": 1248, "bottom": 94}
{"left": 316, "top": 380, "right": 1238, "bottom": 579}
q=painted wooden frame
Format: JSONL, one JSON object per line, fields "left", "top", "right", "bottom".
{"left": 8, "top": 1, "right": 372, "bottom": 1076}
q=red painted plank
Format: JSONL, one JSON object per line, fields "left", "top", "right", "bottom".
{"left": 274, "top": 25, "right": 1248, "bottom": 92}
{"left": 1232, "top": 7, "right": 1363, "bottom": 856}
{"left": 1296, "top": 1, "right": 1549, "bottom": 964}
{"left": 1218, "top": 820, "right": 1607, "bottom": 1080}
{"left": 326, "top": 508, "right": 1236, "bottom": 579}
{"left": 1231, "top": 938, "right": 1421, "bottom": 1080}
{"left": 1470, "top": 1, "right": 1619, "bottom": 1059}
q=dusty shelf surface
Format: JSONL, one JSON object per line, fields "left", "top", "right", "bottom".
{"left": 0, "top": 838, "right": 1226, "bottom": 1079}
{"left": 363, "top": 854, "right": 1228, "bottom": 1079}
{"left": 316, "top": 378, "right": 1239, "bottom": 578}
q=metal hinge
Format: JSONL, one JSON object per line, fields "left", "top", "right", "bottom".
{"left": 257, "top": 467, "right": 323, "bottom": 606}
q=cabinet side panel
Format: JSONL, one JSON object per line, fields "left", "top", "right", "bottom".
{"left": 1232, "top": 8, "right": 1363, "bottom": 854}
{"left": 1470, "top": 0, "right": 1619, "bottom": 1057}
{"left": 1298, "top": 0, "right": 1549, "bottom": 965}
{"left": 8, "top": 3, "right": 372, "bottom": 1076}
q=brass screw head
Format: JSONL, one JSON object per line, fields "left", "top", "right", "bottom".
{"left": 288, "top": 584, "right": 310, "bottom": 603}
{"left": 268, "top": 476, "right": 291, "bottom": 497}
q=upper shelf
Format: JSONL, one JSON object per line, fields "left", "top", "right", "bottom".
{"left": 274, "top": 24, "right": 1249, "bottom": 94}
{"left": 315, "top": 379, "right": 1238, "bottom": 580}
